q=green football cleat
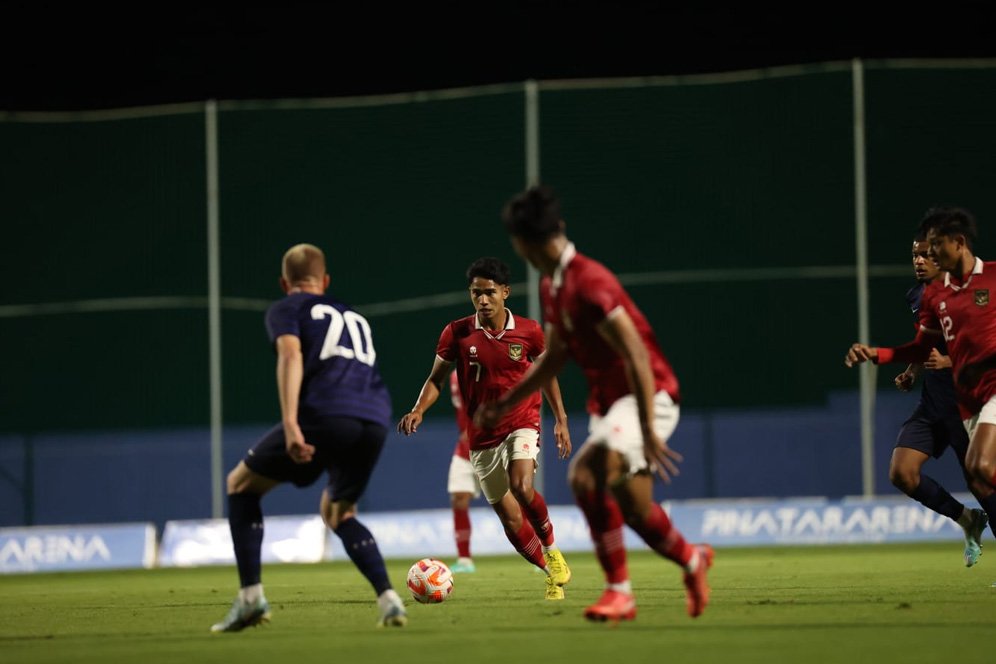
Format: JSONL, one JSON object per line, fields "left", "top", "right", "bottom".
{"left": 963, "top": 508, "right": 988, "bottom": 568}
{"left": 450, "top": 558, "right": 476, "bottom": 573}
{"left": 210, "top": 597, "right": 271, "bottom": 633}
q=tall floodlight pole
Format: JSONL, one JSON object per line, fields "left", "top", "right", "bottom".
{"left": 206, "top": 100, "right": 224, "bottom": 518}
{"left": 524, "top": 80, "right": 544, "bottom": 493}
{"left": 852, "top": 59, "right": 875, "bottom": 498}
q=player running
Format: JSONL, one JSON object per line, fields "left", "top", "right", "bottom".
{"left": 398, "top": 257, "right": 573, "bottom": 600}
{"left": 846, "top": 208, "right": 996, "bottom": 562}
{"left": 479, "top": 185, "right": 713, "bottom": 622}
{"left": 447, "top": 369, "right": 480, "bottom": 573}
{"left": 886, "top": 232, "right": 992, "bottom": 565}
{"left": 212, "top": 243, "right": 406, "bottom": 631}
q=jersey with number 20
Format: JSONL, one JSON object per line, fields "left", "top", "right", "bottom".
{"left": 265, "top": 292, "right": 392, "bottom": 427}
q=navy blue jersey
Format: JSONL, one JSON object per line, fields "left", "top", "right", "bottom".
{"left": 265, "top": 292, "right": 392, "bottom": 427}
{"left": 905, "top": 283, "right": 959, "bottom": 420}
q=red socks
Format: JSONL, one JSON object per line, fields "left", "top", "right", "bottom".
{"left": 503, "top": 519, "right": 546, "bottom": 569}
{"left": 632, "top": 502, "right": 694, "bottom": 567}
{"left": 521, "top": 492, "right": 554, "bottom": 547}
{"left": 453, "top": 507, "right": 472, "bottom": 559}
{"left": 576, "top": 490, "right": 629, "bottom": 583}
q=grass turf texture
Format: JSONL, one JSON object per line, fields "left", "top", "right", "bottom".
{"left": 1, "top": 542, "right": 993, "bottom": 664}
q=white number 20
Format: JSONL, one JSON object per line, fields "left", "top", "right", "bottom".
{"left": 311, "top": 305, "right": 377, "bottom": 366}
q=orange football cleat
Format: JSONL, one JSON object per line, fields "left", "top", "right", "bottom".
{"left": 583, "top": 589, "right": 637, "bottom": 622}
{"left": 683, "top": 544, "right": 714, "bottom": 618}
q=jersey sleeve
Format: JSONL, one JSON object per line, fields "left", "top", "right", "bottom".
{"left": 264, "top": 298, "right": 300, "bottom": 344}
{"left": 529, "top": 319, "right": 546, "bottom": 355}
{"left": 874, "top": 329, "right": 937, "bottom": 364}
{"left": 435, "top": 323, "right": 458, "bottom": 362}
{"left": 918, "top": 287, "right": 940, "bottom": 332}
{"left": 580, "top": 267, "right": 625, "bottom": 322}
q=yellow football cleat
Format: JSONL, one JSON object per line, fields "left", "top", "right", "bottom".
{"left": 543, "top": 548, "right": 572, "bottom": 586}
{"left": 544, "top": 575, "right": 565, "bottom": 600}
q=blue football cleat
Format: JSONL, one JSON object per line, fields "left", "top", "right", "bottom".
{"left": 963, "top": 508, "right": 988, "bottom": 568}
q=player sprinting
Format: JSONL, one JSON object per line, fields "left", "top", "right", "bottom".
{"left": 478, "top": 185, "right": 713, "bottom": 622}
{"left": 398, "top": 257, "right": 574, "bottom": 600}
{"left": 886, "top": 232, "right": 992, "bottom": 565}
{"left": 846, "top": 208, "right": 996, "bottom": 558}
{"left": 447, "top": 369, "right": 480, "bottom": 573}
{"left": 212, "top": 243, "right": 407, "bottom": 632}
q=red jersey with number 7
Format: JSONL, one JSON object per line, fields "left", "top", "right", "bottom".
{"left": 540, "top": 243, "right": 679, "bottom": 416}
{"left": 436, "top": 311, "right": 544, "bottom": 450}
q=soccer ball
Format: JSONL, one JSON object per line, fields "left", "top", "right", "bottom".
{"left": 406, "top": 558, "right": 454, "bottom": 604}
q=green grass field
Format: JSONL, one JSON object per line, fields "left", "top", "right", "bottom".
{"left": 1, "top": 542, "right": 993, "bottom": 664}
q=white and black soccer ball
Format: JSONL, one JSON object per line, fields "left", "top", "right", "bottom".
{"left": 406, "top": 558, "right": 454, "bottom": 604}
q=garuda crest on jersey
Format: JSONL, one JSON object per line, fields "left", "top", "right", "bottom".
{"left": 508, "top": 343, "right": 523, "bottom": 360}
{"left": 975, "top": 289, "right": 989, "bottom": 306}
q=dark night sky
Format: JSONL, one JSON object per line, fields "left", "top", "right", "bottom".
{"left": 3, "top": 2, "right": 996, "bottom": 111}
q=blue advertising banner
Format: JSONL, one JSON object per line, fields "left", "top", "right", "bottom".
{"left": 7, "top": 494, "right": 976, "bottom": 574}
{"left": 0, "top": 523, "right": 156, "bottom": 574}
{"left": 158, "top": 515, "right": 326, "bottom": 567}
{"left": 324, "top": 495, "right": 973, "bottom": 561}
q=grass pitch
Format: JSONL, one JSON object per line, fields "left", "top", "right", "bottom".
{"left": 1, "top": 542, "right": 993, "bottom": 664}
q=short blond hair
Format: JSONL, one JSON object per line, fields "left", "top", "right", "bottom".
{"left": 282, "top": 243, "right": 326, "bottom": 285}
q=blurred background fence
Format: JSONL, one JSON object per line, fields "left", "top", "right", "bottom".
{"left": 2, "top": 59, "right": 996, "bottom": 528}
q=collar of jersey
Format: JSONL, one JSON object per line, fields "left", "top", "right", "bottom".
{"left": 943, "top": 256, "right": 984, "bottom": 291}
{"left": 552, "top": 242, "right": 578, "bottom": 290}
{"left": 475, "top": 308, "right": 515, "bottom": 339}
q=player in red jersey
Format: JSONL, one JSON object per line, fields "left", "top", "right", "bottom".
{"left": 447, "top": 369, "right": 480, "bottom": 573}
{"left": 856, "top": 231, "right": 991, "bottom": 567}
{"left": 846, "top": 207, "right": 996, "bottom": 495}
{"left": 398, "top": 257, "right": 574, "bottom": 600}
{"left": 478, "top": 185, "right": 713, "bottom": 622}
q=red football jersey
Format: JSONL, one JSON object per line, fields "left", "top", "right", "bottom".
{"left": 436, "top": 311, "right": 545, "bottom": 450}
{"left": 540, "top": 243, "right": 679, "bottom": 416}
{"left": 449, "top": 370, "right": 471, "bottom": 460}
{"left": 918, "top": 258, "right": 996, "bottom": 413}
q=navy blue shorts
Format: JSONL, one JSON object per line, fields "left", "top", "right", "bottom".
{"left": 244, "top": 417, "right": 386, "bottom": 503}
{"left": 895, "top": 404, "right": 969, "bottom": 464}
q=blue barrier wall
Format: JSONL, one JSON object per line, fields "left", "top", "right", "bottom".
{"left": 0, "top": 389, "right": 978, "bottom": 529}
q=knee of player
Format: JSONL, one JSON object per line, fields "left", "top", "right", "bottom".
{"left": 568, "top": 466, "right": 595, "bottom": 495}
{"left": 969, "top": 455, "right": 996, "bottom": 485}
{"left": 888, "top": 465, "right": 919, "bottom": 493}
{"left": 225, "top": 467, "right": 247, "bottom": 494}
{"left": 509, "top": 478, "right": 533, "bottom": 502}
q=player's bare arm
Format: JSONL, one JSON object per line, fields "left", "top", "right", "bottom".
{"left": 537, "top": 351, "right": 572, "bottom": 459}
{"left": 847, "top": 328, "right": 942, "bottom": 368}
{"left": 844, "top": 343, "right": 878, "bottom": 367}
{"left": 275, "top": 334, "right": 315, "bottom": 464}
{"left": 596, "top": 309, "right": 682, "bottom": 483}
{"left": 894, "top": 363, "right": 921, "bottom": 392}
{"left": 924, "top": 348, "right": 952, "bottom": 370}
{"left": 398, "top": 356, "right": 452, "bottom": 435}
{"left": 476, "top": 325, "right": 569, "bottom": 430}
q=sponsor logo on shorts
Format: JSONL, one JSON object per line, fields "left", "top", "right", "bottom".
{"left": 975, "top": 289, "right": 989, "bottom": 306}
{"left": 508, "top": 343, "right": 523, "bottom": 360}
